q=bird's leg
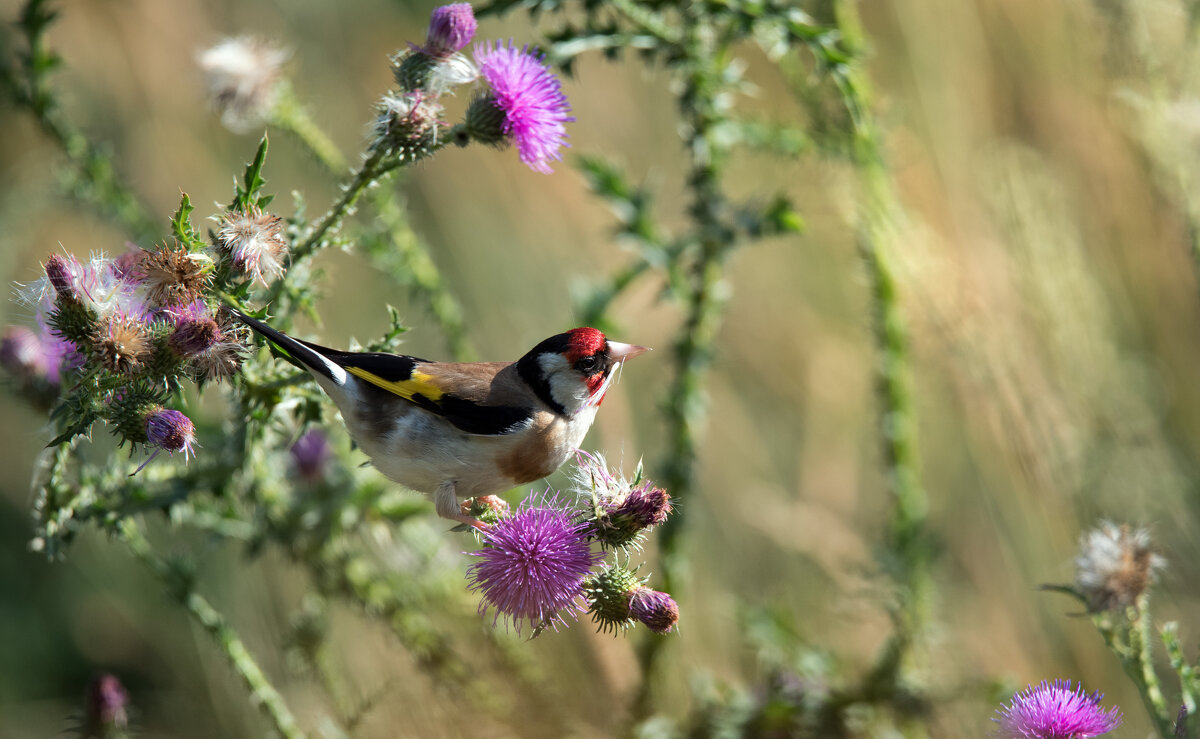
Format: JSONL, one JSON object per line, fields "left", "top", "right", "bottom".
{"left": 434, "top": 480, "right": 489, "bottom": 531}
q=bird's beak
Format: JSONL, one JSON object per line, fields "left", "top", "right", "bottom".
{"left": 607, "top": 341, "right": 650, "bottom": 362}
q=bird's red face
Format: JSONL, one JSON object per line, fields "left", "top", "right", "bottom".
{"left": 518, "top": 327, "right": 650, "bottom": 416}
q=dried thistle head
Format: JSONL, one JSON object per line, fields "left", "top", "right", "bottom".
{"left": 216, "top": 206, "right": 288, "bottom": 286}
{"left": 189, "top": 307, "right": 249, "bottom": 381}
{"left": 198, "top": 36, "right": 288, "bottom": 132}
{"left": 92, "top": 314, "right": 152, "bottom": 375}
{"left": 1074, "top": 522, "right": 1166, "bottom": 612}
{"left": 140, "top": 243, "right": 212, "bottom": 308}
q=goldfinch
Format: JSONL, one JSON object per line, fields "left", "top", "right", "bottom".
{"left": 233, "top": 311, "right": 648, "bottom": 528}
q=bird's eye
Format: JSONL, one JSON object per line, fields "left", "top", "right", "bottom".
{"left": 577, "top": 356, "right": 598, "bottom": 373}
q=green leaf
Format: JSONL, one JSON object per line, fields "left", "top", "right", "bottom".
{"left": 231, "top": 134, "right": 270, "bottom": 211}
{"left": 171, "top": 193, "right": 207, "bottom": 251}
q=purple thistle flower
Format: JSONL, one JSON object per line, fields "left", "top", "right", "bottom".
{"left": 0, "top": 326, "right": 48, "bottom": 379}
{"left": 466, "top": 493, "right": 602, "bottom": 632}
{"left": 290, "top": 428, "right": 330, "bottom": 479}
{"left": 628, "top": 587, "right": 679, "bottom": 635}
{"left": 145, "top": 408, "right": 197, "bottom": 458}
{"left": 425, "top": 4, "right": 476, "bottom": 58}
{"left": 994, "top": 680, "right": 1121, "bottom": 738}
{"left": 84, "top": 673, "right": 130, "bottom": 733}
{"left": 472, "top": 41, "right": 573, "bottom": 173}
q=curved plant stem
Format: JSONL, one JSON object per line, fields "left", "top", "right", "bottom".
{"left": 117, "top": 519, "right": 306, "bottom": 739}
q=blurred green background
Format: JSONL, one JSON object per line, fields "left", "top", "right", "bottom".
{"left": 3, "top": 0, "right": 1200, "bottom": 736}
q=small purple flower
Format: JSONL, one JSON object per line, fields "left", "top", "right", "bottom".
{"left": 425, "top": 4, "right": 476, "bottom": 57}
{"left": 994, "top": 680, "right": 1121, "bottom": 738}
{"left": 466, "top": 493, "right": 602, "bottom": 632}
{"left": 472, "top": 41, "right": 573, "bottom": 173}
{"left": 629, "top": 588, "right": 679, "bottom": 635}
{"left": 290, "top": 428, "right": 330, "bottom": 479}
{"left": 169, "top": 315, "right": 221, "bottom": 356}
{"left": 145, "top": 408, "right": 196, "bottom": 458}
{"left": 84, "top": 673, "right": 129, "bottom": 733}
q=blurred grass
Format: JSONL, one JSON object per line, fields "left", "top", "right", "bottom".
{"left": 3, "top": 0, "right": 1200, "bottom": 736}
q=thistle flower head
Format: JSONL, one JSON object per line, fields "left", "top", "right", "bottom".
{"left": 469, "top": 41, "right": 573, "bottom": 173}
{"left": 994, "top": 680, "right": 1121, "bottom": 738}
{"left": 44, "top": 253, "right": 82, "bottom": 302}
{"left": 139, "top": 243, "right": 212, "bottom": 308}
{"left": 169, "top": 315, "right": 221, "bottom": 357}
{"left": 290, "top": 428, "right": 330, "bottom": 479}
{"left": 629, "top": 587, "right": 679, "bottom": 634}
{"left": 425, "top": 4, "right": 477, "bottom": 58}
{"left": 573, "top": 451, "right": 671, "bottom": 548}
{"left": 372, "top": 91, "right": 443, "bottom": 153}
{"left": 92, "top": 313, "right": 152, "bottom": 375}
{"left": 1074, "top": 522, "right": 1166, "bottom": 612}
{"left": 144, "top": 407, "right": 196, "bottom": 458}
{"left": 217, "top": 206, "right": 288, "bottom": 286}
{"left": 0, "top": 326, "right": 48, "bottom": 379}
{"left": 466, "top": 492, "right": 602, "bottom": 632}
{"left": 198, "top": 36, "right": 288, "bottom": 132}
{"left": 84, "top": 673, "right": 129, "bottom": 734}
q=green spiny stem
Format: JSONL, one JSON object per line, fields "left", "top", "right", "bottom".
{"left": 2, "top": 0, "right": 159, "bottom": 242}
{"left": 1096, "top": 607, "right": 1173, "bottom": 738}
{"left": 834, "top": 0, "right": 931, "bottom": 688}
{"left": 634, "top": 5, "right": 735, "bottom": 720}
{"left": 1163, "top": 623, "right": 1198, "bottom": 716}
{"left": 117, "top": 520, "right": 306, "bottom": 739}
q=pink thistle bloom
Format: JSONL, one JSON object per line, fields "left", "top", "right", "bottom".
{"left": 994, "top": 680, "right": 1121, "bottom": 738}
{"left": 466, "top": 493, "right": 602, "bottom": 632}
{"left": 473, "top": 41, "right": 574, "bottom": 173}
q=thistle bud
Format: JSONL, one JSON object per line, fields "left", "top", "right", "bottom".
{"left": 45, "top": 254, "right": 81, "bottom": 302}
{"left": 425, "top": 4, "right": 476, "bottom": 58}
{"left": 583, "top": 563, "right": 644, "bottom": 634}
{"left": 145, "top": 407, "right": 196, "bottom": 457}
{"left": 169, "top": 316, "right": 221, "bottom": 357}
{"left": 628, "top": 587, "right": 679, "bottom": 634}
{"left": 290, "top": 428, "right": 330, "bottom": 480}
{"left": 83, "top": 673, "right": 129, "bottom": 736}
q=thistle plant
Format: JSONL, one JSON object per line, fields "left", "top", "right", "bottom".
{"left": 12, "top": 0, "right": 1196, "bottom": 736}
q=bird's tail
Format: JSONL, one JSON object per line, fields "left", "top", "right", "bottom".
{"left": 232, "top": 310, "right": 347, "bottom": 386}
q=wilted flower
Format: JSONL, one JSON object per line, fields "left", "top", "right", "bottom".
{"left": 1074, "top": 522, "right": 1165, "bottom": 612}
{"left": 573, "top": 451, "right": 671, "bottom": 548}
{"left": 145, "top": 407, "right": 196, "bottom": 458}
{"left": 425, "top": 4, "right": 476, "bottom": 58}
{"left": 139, "top": 243, "right": 212, "bottom": 308}
{"left": 290, "top": 428, "right": 330, "bottom": 479}
{"left": 83, "top": 673, "right": 129, "bottom": 736}
{"left": 198, "top": 36, "right": 288, "bottom": 132}
{"left": 467, "top": 41, "right": 573, "bottom": 173}
{"left": 994, "top": 680, "right": 1121, "bottom": 738}
{"left": 92, "top": 314, "right": 152, "bottom": 375}
{"left": 372, "top": 91, "right": 443, "bottom": 152}
{"left": 465, "top": 493, "right": 602, "bottom": 632}
{"left": 216, "top": 206, "right": 288, "bottom": 285}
